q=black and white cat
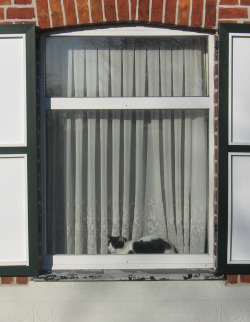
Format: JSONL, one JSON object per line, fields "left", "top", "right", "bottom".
{"left": 107, "top": 235, "right": 178, "bottom": 254}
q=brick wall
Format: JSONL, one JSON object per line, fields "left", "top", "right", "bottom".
{"left": 0, "top": 0, "right": 220, "bottom": 29}
{"left": 0, "top": 277, "right": 29, "bottom": 285}
{"left": 0, "top": 0, "right": 250, "bottom": 28}
{"left": 0, "top": 0, "right": 249, "bottom": 285}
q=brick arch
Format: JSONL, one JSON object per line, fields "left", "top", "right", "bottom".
{"left": 2, "top": 1, "right": 250, "bottom": 30}
{"left": 36, "top": 0, "right": 217, "bottom": 30}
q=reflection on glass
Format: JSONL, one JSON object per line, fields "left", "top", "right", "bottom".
{"left": 46, "top": 36, "right": 208, "bottom": 98}
{"left": 46, "top": 110, "right": 208, "bottom": 255}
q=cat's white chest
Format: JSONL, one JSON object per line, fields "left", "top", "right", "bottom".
{"left": 110, "top": 241, "right": 133, "bottom": 254}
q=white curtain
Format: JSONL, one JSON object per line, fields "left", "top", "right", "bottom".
{"left": 46, "top": 36, "right": 208, "bottom": 255}
{"left": 46, "top": 37, "right": 207, "bottom": 97}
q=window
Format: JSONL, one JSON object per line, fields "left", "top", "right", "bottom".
{"left": 40, "top": 27, "right": 215, "bottom": 270}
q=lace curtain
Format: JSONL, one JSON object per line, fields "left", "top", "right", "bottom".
{"left": 46, "top": 36, "right": 208, "bottom": 255}
{"left": 46, "top": 36, "right": 207, "bottom": 98}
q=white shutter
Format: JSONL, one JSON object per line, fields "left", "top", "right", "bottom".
{"left": 219, "top": 24, "right": 250, "bottom": 274}
{"left": 0, "top": 25, "right": 38, "bottom": 275}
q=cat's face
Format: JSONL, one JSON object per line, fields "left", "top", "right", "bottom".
{"left": 107, "top": 236, "right": 126, "bottom": 254}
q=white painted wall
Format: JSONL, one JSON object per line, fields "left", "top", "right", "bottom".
{"left": 1, "top": 281, "right": 250, "bottom": 321}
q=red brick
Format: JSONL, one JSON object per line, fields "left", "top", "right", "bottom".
{"left": 76, "top": 0, "right": 90, "bottom": 24}
{"left": 214, "top": 216, "right": 218, "bottom": 229}
{"left": 205, "top": 0, "right": 217, "bottom": 28}
{"left": 131, "top": 0, "right": 137, "bottom": 20}
{"left": 240, "top": 275, "right": 250, "bottom": 283}
{"left": 165, "top": 0, "right": 177, "bottom": 24}
{"left": 0, "top": 21, "right": 13, "bottom": 24}
{"left": 214, "top": 133, "right": 218, "bottom": 146}
{"left": 104, "top": 0, "right": 116, "bottom": 21}
{"left": 214, "top": 63, "right": 218, "bottom": 76}
{"left": 227, "top": 275, "right": 238, "bottom": 284}
{"left": 14, "top": 0, "right": 32, "bottom": 4}
{"left": 117, "top": 0, "right": 129, "bottom": 21}
{"left": 50, "top": 0, "right": 64, "bottom": 27}
{"left": 7, "top": 8, "right": 35, "bottom": 19}
{"left": 63, "top": 0, "right": 77, "bottom": 25}
{"left": 214, "top": 77, "right": 218, "bottom": 91}
{"left": 191, "top": 0, "right": 203, "bottom": 27}
{"left": 178, "top": 0, "right": 190, "bottom": 26}
{"left": 16, "top": 277, "right": 29, "bottom": 284}
{"left": 214, "top": 106, "right": 218, "bottom": 118}
{"left": 219, "top": 8, "right": 248, "bottom": 19}
{"left": 214, "top": 171, "right": 218, "bottom": 187}
{"left": 214, "top": 162, "right": 218, "bottom": 176}
{"left": 241, "top": 0, "right": 250, "bottom": 4}
{"left": 214, "top": 203, "right": 217, "bottom": 215}
{"left": 0, "top": 8, "right": 4, "bottom": 20}
{"left": 90, "top": 0, "right": 103, "bottom": 22}
{"left": 1, "top": 277, "right": 14, "bottom": 284}
{"left": 214, "top": 92, "right": 218, "bottom": 105}
{"left": 151, "top": 0, "right": 163, "bottom": 22}
{"left": 214, "top": 231, "right": 217, "bottom": 244}
{"left": 220, "top": 0, "right": 238, "bottom": 3}
{"left": 214, "top": 119, "right": 218, "bottom": 132}
{"left": 36, "top": 0, "right": 50, "bottom": 28}
{"left": 0, "top": 0, "right": 11, "bottom": 4}
{"left": 214, "top": 189, "right": 218, "bottom": 202}
{"left": 214, "top": 139, "right": 218, "bottom": 157}
{"left": 138, "top": 0, "right": 150, "bottom": 21}
{"left": 215, "top": 47, "right": 218, "bottom": 60}
{"left": 214, "top": 244, "right": 217, "bottom": 256}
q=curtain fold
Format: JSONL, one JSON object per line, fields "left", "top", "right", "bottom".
{"left": 100, "top": 111, "right": 108, "bottom": 253}
{"left": 132, "top": 111, "right": 145, "bottom": 240}
{"left": 87, "top": 111, "right": 97, "bottom": 254}
{"left": 122, "top": 111, "right": 132, "bottom": 239}
{"left": 111, "top": 111, "right": 121, "bottom": 236}
{"left": 46, "top": 36, "right": 209, "bottom": 255}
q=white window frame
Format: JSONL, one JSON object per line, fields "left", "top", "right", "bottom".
{"left": 40, "top": 26, "right": 215, "bottom": 271}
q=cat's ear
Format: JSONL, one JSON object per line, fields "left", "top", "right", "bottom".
{"left": 124, "top": 237, "right": 127, "bottom": 242}
{"left": 119, "top": 236, "right": 126, "bottom": 243}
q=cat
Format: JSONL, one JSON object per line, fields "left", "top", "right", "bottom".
{"left": 107, "top": 235, "right": 178, "bottom": 254}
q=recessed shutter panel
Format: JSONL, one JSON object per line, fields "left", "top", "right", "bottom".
{"left": 0, "top": 25, "right": 38, "bottom": 276}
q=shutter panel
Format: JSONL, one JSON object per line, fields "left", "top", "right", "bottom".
{"left": 0, "top": 25, "right": 38, "bottom": 276}
{"left": 218, "top": 24, "right": 250, "bottom": 274}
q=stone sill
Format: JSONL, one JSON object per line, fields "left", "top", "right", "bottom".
{"left": 32, "top": 269, "right": 224, "bottom": 282}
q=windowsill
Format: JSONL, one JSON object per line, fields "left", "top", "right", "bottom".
{"left": 32, "top": 269, "right": 224, "bottom": 282}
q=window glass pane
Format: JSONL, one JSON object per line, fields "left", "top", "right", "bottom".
{"left": 45, "top": 36, "right": 208, "bottom": 98}
{"left": 46, "top": 109, "right": 208, "bottom": 255}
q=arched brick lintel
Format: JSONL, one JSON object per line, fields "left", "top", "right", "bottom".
{"left": 35, "top": 0, "right": 218, "bottom": 31}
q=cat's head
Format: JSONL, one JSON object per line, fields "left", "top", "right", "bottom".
{"left": 107, "top": 235, "right": 127, "bottom": 254}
